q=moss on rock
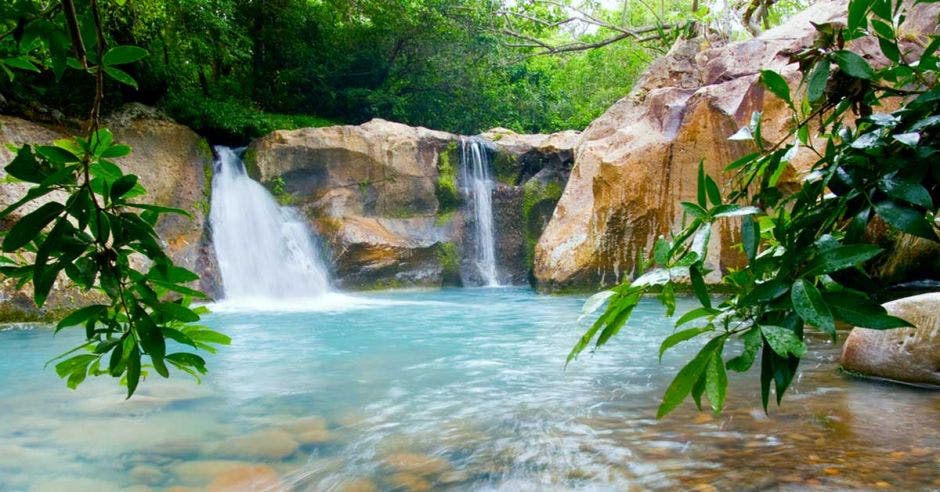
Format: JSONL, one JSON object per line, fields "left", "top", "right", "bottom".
{"left": 435, "top": 142, "right": 460, "bottom": 214}
{"left": 522, "top": 179, "right": 564, "bottom": 267}
{"left": 491, "top": 150, "right": 519, "bottom": 185}
{"left": 437, "top": 242, "right": 460, "bottom": 285}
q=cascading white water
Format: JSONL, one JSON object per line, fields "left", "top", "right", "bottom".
{"left": 209, "top": 146, "right": 331, "bottom": 300}
{"left": 460, "top": 137, "right": 499, "bottom": 287}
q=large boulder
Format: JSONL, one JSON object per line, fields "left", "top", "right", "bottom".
{"left": 840, "top": 293, "right": 940, "bottom": 387}
{"left": 0, "top": 107, "right": 217, "bottom": 320}
{"left": 532, "top": 0, "right": 938, "bottom": 291}
{"left": 248, "top": 119, "right": 577, "bottom": 288}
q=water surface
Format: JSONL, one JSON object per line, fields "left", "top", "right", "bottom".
{"left": 0, "top": 288, "right": 937, "bottom": 491}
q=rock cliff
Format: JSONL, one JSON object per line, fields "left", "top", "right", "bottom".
{"left": 0, "top": 107, "right": 217, "bottom": 320}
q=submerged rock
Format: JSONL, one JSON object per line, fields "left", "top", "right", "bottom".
{"left": 206, "top": 464, "right": 284, "bottom": 492}
{"left": 840, "top": 292, "right": 940, "bottom": 387}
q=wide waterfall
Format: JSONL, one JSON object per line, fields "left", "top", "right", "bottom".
{"left": 460, "top": 137, "right": 500, "bottom": 286}
{"left": 209, "top": 146, "right": 331, "bottom": 300}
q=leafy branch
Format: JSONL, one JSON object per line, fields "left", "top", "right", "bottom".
{"left": 1, "top": 0, "right": 228, "bottom": 397}
{"left": 568, "top": 0, "right": 938, "bottom": 418}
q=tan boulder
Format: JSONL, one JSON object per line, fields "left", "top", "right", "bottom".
{"left": 532, "top": 0, "right": 938, "bottom": 291}
{"left": 0, "top": 106, "right": 217, "bottom": 320}
{"left": 840, "top": 293, "right": 940, "bottom": 387}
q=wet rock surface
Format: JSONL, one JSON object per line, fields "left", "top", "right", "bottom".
{"left": 840, "top": 292, "right": 940, "bottom": 387}
{"left": 249, "top": 119, "right": 576, "bottom": 288}
{"left": 0, "top": 108, "right": 218, "bottom": 320}
{"left": 532, "top": 0, "right": 940, "bottom": 291}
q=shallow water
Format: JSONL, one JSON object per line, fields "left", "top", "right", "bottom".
{"left": 0, "top": 288, "right": 937, "bottom": 491}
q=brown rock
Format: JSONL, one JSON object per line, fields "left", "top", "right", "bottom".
{"left": 383, "top": 452, "right": 451, "bottom": 475}
{"left": 207, "top": 464, "right": 283, "bottom": 492}
{"left": 217, "top": 429, "right": 300, "bottom": 460}
{"left": 840, "top": 293, "right": 940, "bottom": 386}
{"left": 388, "top": 472, "right": 431, "bottom": 492}
{"left": 0, "top": 106, "right": 218, "bottom": 321}
{"left": 533, "top": 0, "right": 939, "bottom": 291}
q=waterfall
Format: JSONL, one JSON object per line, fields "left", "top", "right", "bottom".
{"left": 460, "top": 137, "right": 500, "bottom": 287}
{"left": 209, "top": 146, "right": 330, "bottom": 300}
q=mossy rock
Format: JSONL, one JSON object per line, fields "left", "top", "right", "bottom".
{"left": 437, "top": 242, "right": 461, "bottom": 285}
{"left": 491, "top": 150, "right": 520, "bottom": 185}
{"left": 522, "top": 179, "right": 564, "bottom": 267}
{"left": 435, "top": 142, "right": 461, "bottom": 214}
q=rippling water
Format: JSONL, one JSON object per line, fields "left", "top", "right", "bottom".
{"left": 0, "top": 288, "right": 937, "bottom": 491}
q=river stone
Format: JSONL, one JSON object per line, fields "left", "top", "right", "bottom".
{"left": 383, "top": 452, "right": 452, "bottom": 475}
{"left": 206, "top": 464, "right": 284, "bottom": 492}
{"left": 840, "top": 292, "right": 940, "bottom": 386}
{"left": 532, "top": 0, "right": 940, "bottom": 291}
{"left": 217, "top": 429, "right": 300, "bottom": 460}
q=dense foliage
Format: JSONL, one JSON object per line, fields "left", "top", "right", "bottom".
{"left": 0, "top": 0, "right": 228, "bottom": 397}
{"left": 570, "top": 0, "right": 939, "bottom": 416}
{"left": 2, "top": 0, "right": 804, "bottom": 141}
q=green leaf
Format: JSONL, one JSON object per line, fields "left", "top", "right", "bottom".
{"left": 847, "top": 0, "right": 874, "bottom": 32}
{"left": 705, "top": 350, "right": 727, "bottom": 413}
{"left": 102, "top": 46, "right": 148, "bottom": 65}
{"left": 56, "top": 305, "right": 107, "bottom": 332}
{"left": 697, "top": 160, "right": 707, "bottom": 207}
{"left": 726, "top": 327, "right": 761, "bottom": 372}
{"left": 2, "top": 202, "right": 65, "bottom": 252}
{"left": 100, "top": 144, "right": 132, "bottom": 158}
{"left": 3, "top": 56, "right": 41, "bottom": 72}
{"left": 110, "top": 175, "right": 138, "bottom": 201}
{"left": 878, "top": 36, "right": 901, "bottom": 62}
{"left": 156, "top": 302, "right": 200, "bottom": 323}
{"left": 712, "top": 205, "right": 760, "bottom": 218}
{"left": 681, "top": 201, "right": 708, "bottom": 219}
{"left": 103, "top": 66, "right": 138, "bottom": 89}
{"left": 874, "top": 201, "right": 938, "bottom": 240}
{"left": 657, "top": 335, "right": 726, "bottom": 418}
{"left": 659, "top": 325, "right": 711, "bottom": 362}
{"left": 803, "top": 244, "right": 882, "bottom": 276}
{"left": 126, "top": 344, "right": 141, "bottom": 398}
{"left": 675, "top": 306, "right": 719, "bottom": 327}
{"left": 741, "top": 215, "right": 759, "bottom": 261}
{"left": 705, "top": 176, "right": 722, "bottom": 207}
{"left": 832, "top": 50, "right": 875, "bottom": 79}
{"left": 124, "top": 203, "right": 191, "bottom": 217}
{"left": 790, "top": 279, "right": 835, "bottom": 337}
{"left": 690, "top": 264, "right": 711, "bottom": 309}
{"left": 55, "top": 354, "right": 97, "bottom": 378}
{"left": 823, "top": 291, "right": 913, "bottom": 329}
{"left": 5, "top": 145, "right": 48, "bottom": 183}
{"left": 760, "top": 69, "right": 791, "bottom": 106}
{"left": 760, "top": 325, "right": 806, "bottom": 358}
{"left": 878, "top": 175, "right": 932, "bottom": 209}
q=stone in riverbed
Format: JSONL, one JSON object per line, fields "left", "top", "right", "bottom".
{"left": 840, "top": 292, "right": 940, "bottom": 387}
{"left": 216, "top": 429, "right": 300, "bottom": 460}
{"left": 207, "top": 464, "right": 284, "bottom": 492}
{"left": 383, "top": 452, "right": 452, "bottom": 475}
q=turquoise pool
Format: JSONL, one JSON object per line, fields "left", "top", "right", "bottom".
{"left": 0, "top": 288, "right": 937, "bottom": 491}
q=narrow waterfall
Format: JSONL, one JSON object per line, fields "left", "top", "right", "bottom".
{"left": 460, "top": 137, "right": 500, "bottom": 287}
{"left": 209, "top": 146, "right": 331, "bottom": 300}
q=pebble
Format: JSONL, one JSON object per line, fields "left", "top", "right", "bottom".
{"left": 910, "top": 447, "right": 931, "bottom": 457}
{"left": 874, "top": 481, "right": 891, "bottom": 489}
{"left": 889, "top": 451, "right": 907, "bottom": 459}
{"left": 692, "top": 414, "right": 713, "bottom": 424}
{"left": 823, "top": 467, "right": 840, "bottom": 476}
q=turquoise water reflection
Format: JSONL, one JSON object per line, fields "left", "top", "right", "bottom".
{"left": 0, "top": 288, "right": 937, "bottom": 491}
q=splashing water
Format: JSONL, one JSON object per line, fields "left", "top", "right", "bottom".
{"left": 209, "top": 145, "right": 330, "bottom": 301}
{"left": 460, "top": 137, "right": 499, "bottom": 286}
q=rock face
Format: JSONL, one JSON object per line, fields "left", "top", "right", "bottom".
{"left": 532, "top": 0, "right": 937, "bottom": 291}
{"left": 0, "top": 107, "right": 217, "bottom": 320}
{"left": 248, "top": 119, "right": 576, "bottom": 288}
{"left": 840, "top": 293, "right": 940, "bottom": 387}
